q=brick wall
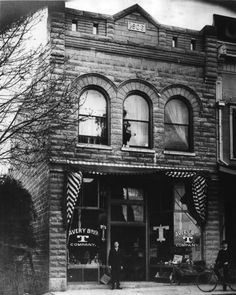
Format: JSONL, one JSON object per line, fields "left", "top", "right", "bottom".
{"left": 48, "top": 7, "right": 221, "bottom": 268}
{"left": 48, "top": 169, "right": 67, "bottom": 291}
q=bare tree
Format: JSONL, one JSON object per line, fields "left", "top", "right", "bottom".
{"left": 0, "top": 9, "right": 80, "bottom": 169}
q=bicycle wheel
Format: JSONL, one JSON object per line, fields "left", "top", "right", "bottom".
{"left": 196, "top": 271, "right": 218, "bottom": 292}
{"left": 226, "top": 268, "right": 236, "bottom": 291}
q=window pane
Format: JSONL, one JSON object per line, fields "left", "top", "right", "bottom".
{"left": 174, "top": 212, "right": 201, "bottom": 248}
{"left": 126, "top": 188, "right": 144, "bottom": 201}
{"left": 124, "top": 95, "right": 149, "bottom": 121}
{"left": 165, "top": 124, "right": 189, "bottom": 151}
{"left": 165, "top": 99, "right": 189, "bottom": 124}
{"left": 79, "top": 116, "right": 106, "bottom": 137}
{"left": 111, "top": 205, "right": 144, "bottom": 222}
{"left": 174, "top": 183, "right": 188, "bottom": 211}
{"left": 124, "top": 121, "right": 149, "bottom": 147}
{"left": 80, "top": 90, "right": 106, "bottom": 117}
{"left": 82, "top": 178, "right": 98, "bottom": 207}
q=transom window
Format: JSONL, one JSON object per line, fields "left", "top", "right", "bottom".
{"left": 123, "top": 94, "right": 150, "bottom": 148}
{"left": 79, "top": 89, "right": 108, "bottom": 145}
{"left": 164, "top": 98, "right": 191, "bottom": 151}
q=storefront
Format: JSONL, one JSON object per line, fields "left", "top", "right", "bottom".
{"left": 66, "top": 167, "right": 207, "bottom": 283}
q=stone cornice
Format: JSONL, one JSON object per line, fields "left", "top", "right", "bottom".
{"left": 65, "top": 33, "right": 205, "bottom": 67}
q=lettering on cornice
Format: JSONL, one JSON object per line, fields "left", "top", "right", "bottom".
{"left": 128, "top": 21, "right": 146, "bottom": 33}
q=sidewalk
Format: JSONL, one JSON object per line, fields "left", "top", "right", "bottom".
{"left": 43, "top": 282, "right": 236, "bottom": 295}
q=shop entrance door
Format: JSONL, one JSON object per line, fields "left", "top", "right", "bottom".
{"left": 111, "top": 225, "right": 146, "bottom": 281}
{"left": 109, "top": 183, "right": 147, "bottom": 281}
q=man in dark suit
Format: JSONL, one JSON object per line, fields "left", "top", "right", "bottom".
{"left": 108, "top": 241, "right": 123, "bottom": 290}
{"left": 214, "top": 240, "right": 230, "bottom": 291}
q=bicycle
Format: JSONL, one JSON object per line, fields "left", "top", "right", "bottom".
{"left": 196, "top": 264, "right": 236, "bottom": 292}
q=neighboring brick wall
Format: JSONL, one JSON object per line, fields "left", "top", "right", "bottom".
{"left": 48, "top": 169, "right": 67, "bottom": 291}
{"left": 12, "top": 161, "right": 50, "bottom": 294}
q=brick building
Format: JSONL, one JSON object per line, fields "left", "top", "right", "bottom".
{"left": 13, "top": 2, "right": 223, "bottom": 292}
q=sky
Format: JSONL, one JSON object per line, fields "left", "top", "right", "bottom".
{"left": 66, "top": 0, "right": 236, "bottom": 30}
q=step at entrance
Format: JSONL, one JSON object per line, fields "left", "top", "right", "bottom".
{"left": 67, "top": 281, "right": 165, "bottom": 290}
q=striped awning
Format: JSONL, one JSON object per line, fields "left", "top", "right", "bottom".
{"left": 67, "top": 171, "right": 83, "bottom": 225}
{"left": 165, "top": 171, "right": 207, "bottom": 225}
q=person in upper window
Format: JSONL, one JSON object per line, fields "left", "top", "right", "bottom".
{"left": 214, "top": 240, "right": 230, "bottom": 291}
{"left": 108, "top": 241, "right": 123, "bottom": 290}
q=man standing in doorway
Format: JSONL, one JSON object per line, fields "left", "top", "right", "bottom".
{"left": 108, "top": 241, "right": 123, "bottom": 290}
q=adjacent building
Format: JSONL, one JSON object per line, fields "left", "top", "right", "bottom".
{"left": 13, "top": 3, "right": 230, "bottom": 292}
{"left": 215, "top": 14, "right": 236, "bottom": 263}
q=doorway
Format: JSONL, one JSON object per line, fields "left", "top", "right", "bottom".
{"left": 110, "top": 225, "right": 146, "bottom": 281}
{"left": 109, "top": 182, "right": 147, "bottom": 280}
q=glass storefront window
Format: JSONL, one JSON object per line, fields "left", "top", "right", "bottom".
{"left": 173, "top": 182, "right": 201, "bottom": 261}
{"left": 149, "top": 179, "right": 202, "bottom": 281}
{"left": 68, "top": 178, "right": 108, "bottom": 282}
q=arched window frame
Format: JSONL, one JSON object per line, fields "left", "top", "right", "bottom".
{"left": 164, "top": 96, "right": 193, "bottom": 152}
{"left": 123, "top": 91, "right": 152, "bottom": 148}
{"left": 78, "top": 86, "right": 110, "bottom": 145}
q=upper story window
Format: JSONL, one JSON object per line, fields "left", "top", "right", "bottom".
{"left": 123, "top": 94, "right": 150, "bottom": 148}
{"left": 190, "top": 39, "right": 196, "bottom": 51}
{"left": 72, "top": 20, "right": 77, "bottom": 31}
{"left": 164, "top": 97, "right": 191, "bottom": 152}
{"left": 172, "top": 36, "right": 178, "bottom": 48}
{"left": 79, "top": 89, "right": 108, "bottom": 145}
{"left": 93, "top": 23, "right": 99, "bottom": 35}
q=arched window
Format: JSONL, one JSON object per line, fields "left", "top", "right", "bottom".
{"left": 79, "top": 89, "right": 108, "bottom": 145}
{"left": 123, "top": 94, "right": 150, "bottom": 148}
{"left": 164, "top": 98, "right": 191, "bottom": 151}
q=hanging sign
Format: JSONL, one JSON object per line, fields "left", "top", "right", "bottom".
{"left": 153, "top": 224, "right": 170, "bottom": 242}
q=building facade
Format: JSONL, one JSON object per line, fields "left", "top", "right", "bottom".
{"left": 13, "top": 3, "right": 223, "bottom": 292}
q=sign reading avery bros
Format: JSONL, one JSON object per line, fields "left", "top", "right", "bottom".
{"left": 128, "top": 21, "right": 146, "bottom": 33}
{"left": 69, "top": 228, "right": 99, "bottom": 247}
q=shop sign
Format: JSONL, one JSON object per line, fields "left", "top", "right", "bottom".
{"left": 153, "top": 224, "right": 170, "bottom": 242}
{"left": 128, "top": 21, "right": 146, "bottom": 33}
{"left": 69, "top": 228, "right": 99, "bottom": 247}
{"left": 175, "top": 230, "right": 200, "bottom": 247}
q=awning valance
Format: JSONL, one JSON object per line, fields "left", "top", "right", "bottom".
{"left": 60, "top": 160, "right": 206, "bottom": 176}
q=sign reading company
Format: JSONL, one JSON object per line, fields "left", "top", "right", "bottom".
{"left": 175, "top": 230, "right": 200, "bottom": 247}
{"left": 69, "top": 228, "right": 99, "bottom": 247}
{"left": 128, "top": 21, "right": 146, "bottom": 33}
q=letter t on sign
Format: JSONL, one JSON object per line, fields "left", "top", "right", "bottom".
{"left": 153, "top": 225, "right": 170, "bottom": 242}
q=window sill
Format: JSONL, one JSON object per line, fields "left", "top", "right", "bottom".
{"left": 164, "top": 150, "right": 196, "bottom": 156}
{"left": 76, "top": 143, "right": 112, "bottom": 150}
{"left": 121, "top": 146, "right": 155, "bottom": 154}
